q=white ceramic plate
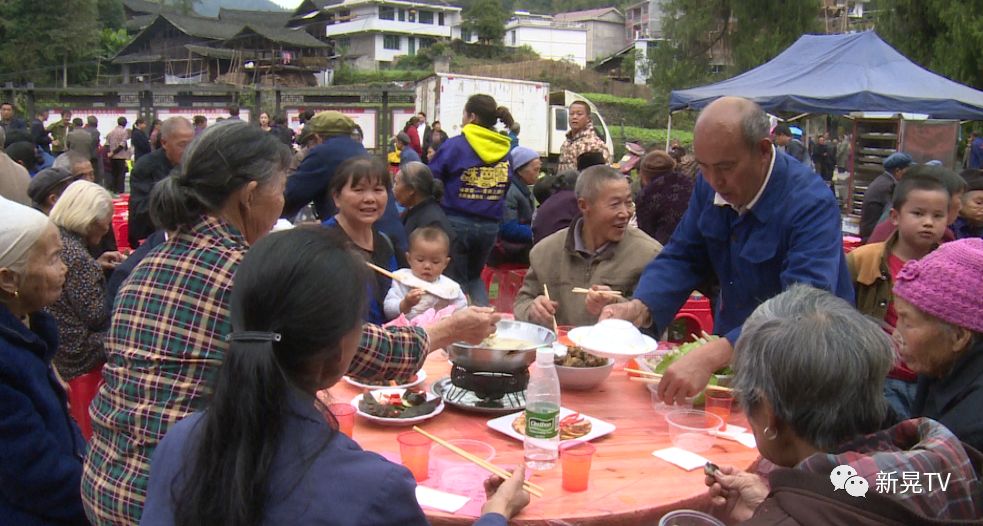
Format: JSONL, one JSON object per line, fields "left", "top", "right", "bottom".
{"left": 486, "top": 407, "right": 615, "bottom": 444}
{"left": 343, "top": 369, "right": 427, "bottom": 390}
{"left": 568, "top": 326, "right": 658, "bottom": 359}
{"left": 351, "top": 388, "right": 444, "bottom": 427}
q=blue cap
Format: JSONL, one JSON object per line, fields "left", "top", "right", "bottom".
{"left": 510, "top": 146, "right": 540, "bottom": 171}
{"left": 884, "top": 152, "right": 913, "bottom": 172}
{"left": 789, "top": 126, "right": 803, "bottom": 137}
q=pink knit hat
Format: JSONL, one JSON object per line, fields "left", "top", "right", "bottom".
{"left": 893, "top": 238, "right": 983, "bottom": 333}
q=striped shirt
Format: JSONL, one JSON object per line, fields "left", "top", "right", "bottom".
{"left": 81, "top": 215, "right": 429, "bottom": 525}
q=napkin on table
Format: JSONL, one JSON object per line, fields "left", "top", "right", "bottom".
{"left": 652, "top": 447, "right": 709, "bottom": 471}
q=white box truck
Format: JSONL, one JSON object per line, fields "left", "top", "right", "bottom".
{"left": 415, "top": 73, "right": 614, "bottom": 162}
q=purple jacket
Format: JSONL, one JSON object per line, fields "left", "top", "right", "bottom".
{"left": 429, "top": 124, "right": 512, "bottom": 221}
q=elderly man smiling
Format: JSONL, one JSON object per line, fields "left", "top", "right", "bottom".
{"left": 514, "top": 165, "right": 661, "bottom": 327}
{"left": 602, "top": 97, "right": 853, "bottom": 404}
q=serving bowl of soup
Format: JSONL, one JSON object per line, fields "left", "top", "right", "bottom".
{"left": 447, "top": 320, "right": 556, "bottom": 372}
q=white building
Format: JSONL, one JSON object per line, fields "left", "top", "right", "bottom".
{"left": 504, "top": 11, "right": 587, "bottom": 68}
{"left": 301, "top": 0, "right": 462, "bottom": 70}
{"left": 554, "top": 7, "right": 627, "bottom": 62}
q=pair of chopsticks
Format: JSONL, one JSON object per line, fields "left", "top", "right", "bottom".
{"left": 570, "top": 287, "right": 623, "bottom": 297}
{"left": 542, "top": 284, "right": 559, "bottom": 335}
{"left": 365, "top": 261, "right": 452, "bottom": 300}
{"left": 625, "top": 368, "right": 734, "bottom": 393}
{"left": 412, "top": 426, "right": 545, "bottom": 497}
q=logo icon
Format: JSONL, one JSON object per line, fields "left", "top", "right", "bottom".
{"left": 831, "top": 464, "right": 869, "bottom": 498}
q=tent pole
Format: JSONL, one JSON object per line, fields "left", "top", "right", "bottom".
{"left": 666, "top": 113, "right": 672, "bottom": 151}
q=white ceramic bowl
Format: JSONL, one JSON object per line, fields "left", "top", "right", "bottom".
{"left": 665, "top": 409, "right": 722, "bottom": 453}
{"left": 568, "top": 320, "right": 658, "bottom": 359}
{"left": 555, "top": 359, "right": 615, "bottom": 390}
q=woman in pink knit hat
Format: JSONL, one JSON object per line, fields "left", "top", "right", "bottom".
{"left": 893, "top": 238, "right": 983, "bottom": 452}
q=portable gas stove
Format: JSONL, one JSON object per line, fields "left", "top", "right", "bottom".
{"left": 431, "top": 365, "right": 529, "bottom": 414}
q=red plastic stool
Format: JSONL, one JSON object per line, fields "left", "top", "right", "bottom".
{"left": 481, "top": 263, "right": 527, "bottom": 305}
{"left": 668, "top": 295, "right": 714, "bottom": 343}
{"left": 112, "top": 215, "right": 130, "bottom": 253}
{"left": 495, "top": 269, "right": 528, "bottom": 313}
{"left": 842, "top": 235, "right": 862, "bottom": 254}
{"left": 67, "top": 366, "right": 104, "bottom": 440}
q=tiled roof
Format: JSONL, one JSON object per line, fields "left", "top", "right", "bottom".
{"left": 218, "top": 7, "right": 294, "bottom": 27}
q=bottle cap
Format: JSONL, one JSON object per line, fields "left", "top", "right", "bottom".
{"left": 536, "top": 347, "right": 554, "bottom": 365}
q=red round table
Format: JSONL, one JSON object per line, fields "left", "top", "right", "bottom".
{"left": 324, "top": 352, "right": 761, "bottom": 525}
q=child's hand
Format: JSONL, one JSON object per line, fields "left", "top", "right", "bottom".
{"left": 400, "top": 288, "right": 426, "bottom": 313}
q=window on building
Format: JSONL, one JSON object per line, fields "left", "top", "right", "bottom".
{"left": 379, "top": 6, "right": 395, "bottom": 20}
{"left": 438, "top": 12, "right": 444, "bottom": 25}
{"left": 461, "top": 29, "right": 472, "bottom": 41}
{"left": 408, "top": 10, "right": 416, "bottom": 22}
{"left": 419, "top": 10, "right": 434, "bottom": 24}
{"left": 383, "top": 34, "right": 401, "bottom": 50}
{"left": 398, "top": 8, "right": 405, "bottom": 21}
{"left": 419, "top": 37, "right": 435, "bottom": 49}
{"left": 510, "top": 30, "right": 516, "bottom": 45}
{"left": 337, "top": 37, "right": 351, "bottom": 50}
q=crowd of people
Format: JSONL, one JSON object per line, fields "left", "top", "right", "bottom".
{"left": 0, "top": 92, "right": 982, "bottom": 525}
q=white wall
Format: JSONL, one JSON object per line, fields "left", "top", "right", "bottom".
{"left": 505, "top": 25, "right": 587, "bottom": 67}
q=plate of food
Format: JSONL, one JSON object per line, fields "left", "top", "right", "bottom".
{"left": 343, "top": 369, "right": 427, "bottom": 390}
{"left": 486, "top": 408, "right": 615, "bottom": 443}
{"left": 351, "top": 388, "right": 444, "bottom": 426}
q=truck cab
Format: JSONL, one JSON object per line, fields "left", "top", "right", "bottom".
{"left": 547, "top": 90, "right": 615, "bottom": 160}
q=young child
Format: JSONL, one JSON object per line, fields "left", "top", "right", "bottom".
{"left": 384, "top": 226, "right": 468, "bottom": 321}
{"left": 953, "top": 170, "right": 983, "bottom": 239}
{"left": 847, "top": 169, "right": 950, "bottom": 418}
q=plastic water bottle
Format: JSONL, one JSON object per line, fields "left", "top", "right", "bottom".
{"left": 524, "top": 346, "right": 561, "bottom": 470}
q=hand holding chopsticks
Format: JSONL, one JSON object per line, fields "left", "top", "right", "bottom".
{"left": 412, "top": 426, "right": 545, "bottom": 497}
{"left": 625, "top": 368, "right": 734, "bottom": 393}
{"left": 542, "top": 284, "right": 559, "bottom": 335}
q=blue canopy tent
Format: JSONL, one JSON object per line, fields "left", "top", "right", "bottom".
{"left": 669, "top": 31, "right": 983, "bottom": 120}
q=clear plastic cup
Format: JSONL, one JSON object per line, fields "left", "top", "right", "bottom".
{"left": 665, "top": 410, "right": 722, "bottom": 453}
{"left": 658, "top": 509, "right": 726, "bottom": 526}
{"left": 704, "top": 391, "right": 734, "bottom": 431}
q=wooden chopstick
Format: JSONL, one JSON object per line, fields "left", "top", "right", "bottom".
{"left": 542, "top": 284, "right": 559, "bottom": 335}
{"left": 571, "top": 287, "right": 623, "bottom": 296}
{"left": 628, "top": 376, "right": 734, "bottom": 393}
{"left": 412, "top": 426, "right": 545, "bottom": 497}
{"left": 366, "top": 261, "right": 398, "bottom": 281}
{"left": 625, "top": 367, "right": 659, "bottom": 377}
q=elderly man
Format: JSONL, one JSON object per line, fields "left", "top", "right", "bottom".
{"left": 601, "top": 97, "right": 853, "bottom": 404}
{"left": 859, "top": 152, "right": 912, "bottom": 242}
{"left": 127, "top": 117, "right": 194, "bottom": 247}
{"left": 283, "top": 111, "right": 407, "bottom": 253}
{"left": 52, "top": 151, "right": 95, "bottom": 182}
{"left": 515, "top": 165, "right": 661, "bottom": 327}
{"left": 27, "top": 167, "right": 77, "bottom": 214}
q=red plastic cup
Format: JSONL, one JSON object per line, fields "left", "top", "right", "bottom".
{"left": 556, "top": 325, "right": 575, "bottom": 347}
{"left": 704, "top": 391, "right": 734, "bottom": 431}
{"left": 559, "top": 441, "right": 596, "bottom": 492}
{"left": 329, "top": 403, "right": 356, "bottom": 438}
{"left": 397, "top": 431, "right": 432, "bottom": 482}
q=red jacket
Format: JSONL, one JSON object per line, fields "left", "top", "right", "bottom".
{"left": 404, "top": 124, "right": 423, "bottom": 157}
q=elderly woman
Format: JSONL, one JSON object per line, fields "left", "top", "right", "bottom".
{"left": 893, "top": 238, "right": 983, "bottom": 452}
{"left": 634, "top": 150, "right": 694, "bottom": 245}
{"left": 0, "top": 198, "right": 88, "bottom": 524}
{"left": 82, "top": 121, "right": 499, "bottom": 525}
{"left": 706, "top": 285, "right": 982, "bottom": 524}
{"left": 142, "top": 228, "right": 528, "bottom": 525}
{"left": 47, "top": 180, "right": 121, "bottom": 381}
{"left": 490, "top": 146, "right": 539, "bottom": 266}
{"left": 393, "top": 161, "right": 450, "bottom": 238}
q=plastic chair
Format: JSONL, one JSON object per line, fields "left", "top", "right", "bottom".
{"left": 112, "top": 216, "right": 130, "bottom": 253}
{"left": 481, "top": 263, "right": 527, "bottom": 305}
{"left": 67, "top": 366, "right": 104, "bottom": 440}
{"left": 668, "top": 295, "right": 714, "bottom": 343}
{"left": 495, "top": 268, "right": 528, "bottom": 313}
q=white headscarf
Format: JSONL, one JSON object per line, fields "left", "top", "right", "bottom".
{"left": 0, "top": 196, "right": 51, "bottom": 269}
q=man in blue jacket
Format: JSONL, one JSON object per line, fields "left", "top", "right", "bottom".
{"left": 601, "top": 97, "right": 853, "bottom": 404}
{"left": 282, "top": 111, "right": 407, "bottom": 253}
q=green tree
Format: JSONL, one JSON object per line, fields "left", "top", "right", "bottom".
{"left": 0, "top": 0, "right": 100, "bottom": 85}
{"left": 461, "top": 0, "right": 510, "bottom": 45}
{"left": 645, "top": 0, "right": 820, "bottom": 122}
{"left": 97, "top": 0, "right": 125, "bottom": 30}
{"left": 877, "top": 0, "right": 983, "bottom": 89}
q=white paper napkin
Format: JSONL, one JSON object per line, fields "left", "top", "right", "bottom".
{"left": 415, "top": 485, "right": 471, "bottom": 513}
{"left": 717, "top": 425, "right": 757, "bottom": 449}
{"left": 652, "top": 447, "right": 709, "bottom": 471}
